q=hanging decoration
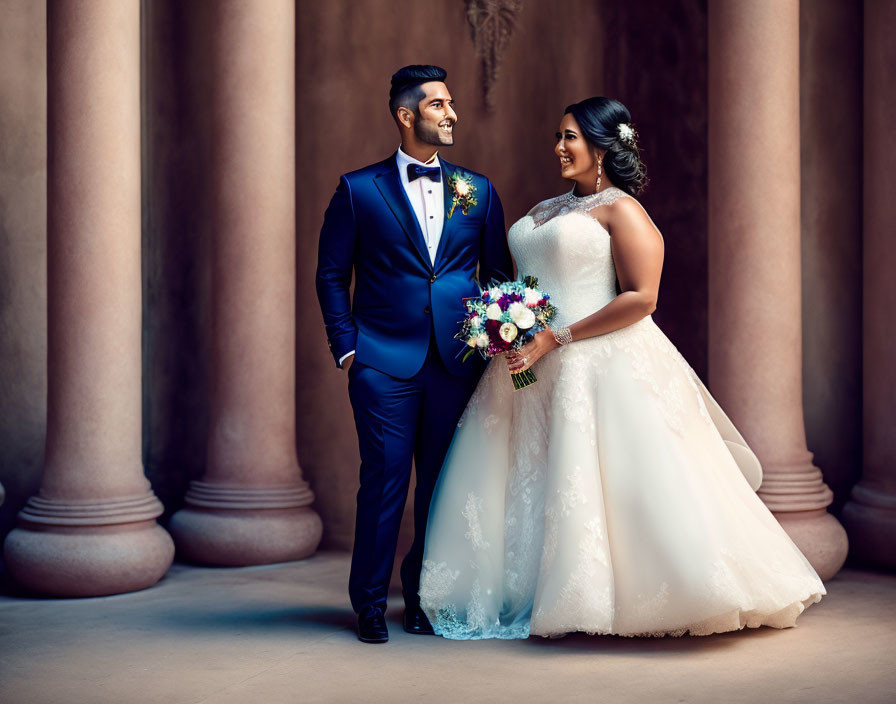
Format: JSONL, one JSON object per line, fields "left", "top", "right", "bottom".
{"left": 464, "top": 0, "right": 523, "bottom": 111}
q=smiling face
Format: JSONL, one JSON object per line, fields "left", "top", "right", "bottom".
{"left": 554, "top": 112, "right": 600, "bottom": 181}
{"left": 402, "top": 81, "right": 457, "bottom": 146}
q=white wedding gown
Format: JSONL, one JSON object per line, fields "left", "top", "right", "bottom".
{"left": 418, "top": 186, "right": 825, "bottom": 639}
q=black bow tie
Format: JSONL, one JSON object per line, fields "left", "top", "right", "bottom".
{"left": 407, "top": 163, "right": 442, "bottom": 183}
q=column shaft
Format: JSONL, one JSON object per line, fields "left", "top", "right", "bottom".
{"left": 3, "top": 0, "right": 174, "bottom": 596}
{"left": 169, "top": 0, "right": 322, "bottom": 565}
{"left": 707, "top": 0, "right": 847, "bottom": 579}
{"left": 841, "top": 0, "right": 896, "bottom": 567}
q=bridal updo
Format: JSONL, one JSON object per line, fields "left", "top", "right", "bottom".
{"left": 564, "top": 97, "right": 648, "bottom": 196}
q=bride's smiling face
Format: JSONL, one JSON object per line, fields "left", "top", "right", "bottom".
{"left": 555, "top": 113, "right": 600, "bottom": 181}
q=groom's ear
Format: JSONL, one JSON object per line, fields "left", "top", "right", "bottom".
{"left": 396, "top": 106, "right": 415, "bottom": 129}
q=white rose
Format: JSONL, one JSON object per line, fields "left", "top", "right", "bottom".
{"left": 455, "top": 180, "right": 470, "bottom": 196}
{"left": 499, "top": 322, "right": 518, "bottom": 343}
{"left": 469, "top": 314, "right": 481, "bottom": 328}
{"left": 476, "top": 333, "right": 490, "bottom": 348}
{"left": 488, "top": 287, "right": 503, "bottom": 302}
{"left": 523, "top": 288, "right": 542, "bottom": 307}
{"left": 508, "top": 302, "right": 536, "bottom": 330}
{"left": 485, "top": 303, "right": 503, "bottom": 320}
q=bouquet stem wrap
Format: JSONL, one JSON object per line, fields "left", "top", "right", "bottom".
{"left": 511, "top": 368, "right": 538, "bottom": 391}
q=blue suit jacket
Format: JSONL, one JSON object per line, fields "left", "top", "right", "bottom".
{"left": 316, "top": 154, "right": 513, "bottom": 379}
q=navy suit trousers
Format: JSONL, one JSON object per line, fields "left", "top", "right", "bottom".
{"left": 346, "top": 335, "right": 481, "bottom": 613}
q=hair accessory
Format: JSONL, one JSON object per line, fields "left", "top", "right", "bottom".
{"left": 617, "top": 123, "right": 636, "bottom": 145}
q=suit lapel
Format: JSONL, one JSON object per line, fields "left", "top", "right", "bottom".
{"left": 373, "top": 155, "right": 432, "bottom": 270}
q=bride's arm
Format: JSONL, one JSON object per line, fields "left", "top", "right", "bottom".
{"left": 507, "top": 197, "right": 664, "bottom": 372}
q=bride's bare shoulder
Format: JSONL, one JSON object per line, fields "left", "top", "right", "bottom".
{"left": 604, "top": 193, "right": 662, "bottom": 240}
{"left": 586, "top": 189, "right": 661, "bottom": 237}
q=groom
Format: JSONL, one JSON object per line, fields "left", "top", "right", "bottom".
{"left": 316, "top": 65, "right": 512, "bottom": 643}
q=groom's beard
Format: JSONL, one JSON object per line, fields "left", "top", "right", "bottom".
{"left": 414, "top": 119, "right": 454, "bottom": 146}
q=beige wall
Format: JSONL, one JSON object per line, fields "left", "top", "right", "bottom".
{"left": 800, "top": 0, "right": 863, "bottom": 513}
{"left": 140, "top": 0, "right": 215, "bottom": 528}
{"left": 603, "top": 0, "right": 710, "bottom": 375}
{"left": 0, "top": 0, "right": 869, "bottom": 555}
{"left": 0, "top": 0, "right": 47, "bottom": 539}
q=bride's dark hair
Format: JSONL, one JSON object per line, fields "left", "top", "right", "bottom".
{"left": 564, "top": 97, "right": 648, "bottom": 196}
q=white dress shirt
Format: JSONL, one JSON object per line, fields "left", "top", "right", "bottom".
{"left": 395, "top": 146, "right": 444, "bottom": 265}
{"left": 339, "top": 147, "right": 444, "bottom": 368}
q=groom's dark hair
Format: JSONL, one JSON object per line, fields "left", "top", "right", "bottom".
{"left": 389, "top": 65, "right": 447, "bottom": 123}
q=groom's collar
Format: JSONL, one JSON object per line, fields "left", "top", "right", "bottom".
{"left": 396, "top": 145, "right": 441, "bottom": 170}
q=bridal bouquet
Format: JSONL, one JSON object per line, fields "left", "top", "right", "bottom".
{"left": 457, "top": 276, "right": 556, "bottom": 390}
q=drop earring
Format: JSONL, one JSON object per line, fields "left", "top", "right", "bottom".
{"left": 595, "top": 156, "right": 603, "bottom": 193}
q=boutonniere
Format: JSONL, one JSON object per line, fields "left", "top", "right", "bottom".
{"left": 447, "top": 172, "right": 478, "bottom": 218}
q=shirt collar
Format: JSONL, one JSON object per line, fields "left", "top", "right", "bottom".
{"left": 397, "top": 145, "right": 440, "bottom": 170}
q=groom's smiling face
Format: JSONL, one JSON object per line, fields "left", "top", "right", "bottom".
{"left": 407, "top": 82, "right": 458, "bottom": 147}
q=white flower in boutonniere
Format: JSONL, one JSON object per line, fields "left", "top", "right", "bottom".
{"left": 447, "top": 172, "right": 478, "bottom": 218}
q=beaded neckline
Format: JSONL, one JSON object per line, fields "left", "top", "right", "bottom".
{"left": 563, "top": 185, "right": 626, "bottom": 205}
{"left": 530, "top": 186, "right": 630, "bottom": 227}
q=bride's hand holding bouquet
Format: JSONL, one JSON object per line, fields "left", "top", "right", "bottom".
{"left": 505, "top": 327, "right": 561, "bottom": 375}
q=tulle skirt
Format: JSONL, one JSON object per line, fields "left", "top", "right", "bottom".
{"left": 419, "top": 316, "right": 824, "bottom": 639}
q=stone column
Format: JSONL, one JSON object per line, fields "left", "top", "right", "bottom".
{"left": 841, "top": 0, "right": 896, "bottom": 568}
{"left": 707, "top": 0, "right": 847, "bottom": 580}
{"left": 168, "top": 0, "right": 322, "bottom": 565}
{"left": 2, "top": 0, "right": 174, "bottom": 596}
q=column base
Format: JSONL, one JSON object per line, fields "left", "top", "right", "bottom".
{"left": 3, "top": 519, "right": 175, "bottom": 597}
{"left": 168, "top": 505, "right": 323, "bottom": 566}
{"left": 773, "top": 508, "right": 848, "bottom": 581}
{"left": 169, "top": 479, "right": 323, "bottom": 565}
{"left": 841, "top": 484, "right": 896, "bottom": 569}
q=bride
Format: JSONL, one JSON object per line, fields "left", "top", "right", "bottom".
{"left": 417, "top": 97, "right": 825, "bottom": 639}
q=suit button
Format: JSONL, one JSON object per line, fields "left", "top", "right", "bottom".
{"left": 424, "top": 306, "right": 431, "bottom": 315}
{"left": 430, "top": 275, "right": 437, "bottom": 283}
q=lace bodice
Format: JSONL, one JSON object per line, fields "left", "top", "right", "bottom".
{"left": 528, "top": 185, "right": 631, "bottom": 226}
{"left": 509, "top": 187, "right": 632, "bottom": 327}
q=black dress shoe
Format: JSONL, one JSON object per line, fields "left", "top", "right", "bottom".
{"left": 358, "top": 605, "right": 389, "bottom": 644}
{"left": 403, "top": 603, "right": 435, "bottom": 635}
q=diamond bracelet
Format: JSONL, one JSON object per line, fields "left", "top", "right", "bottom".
{"left": 552, "top": 326, "right": 573, "bottom": 346}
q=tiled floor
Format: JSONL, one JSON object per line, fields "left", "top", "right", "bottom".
{"left": 0, "top": 552, "right": 893, "bottom": 703}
